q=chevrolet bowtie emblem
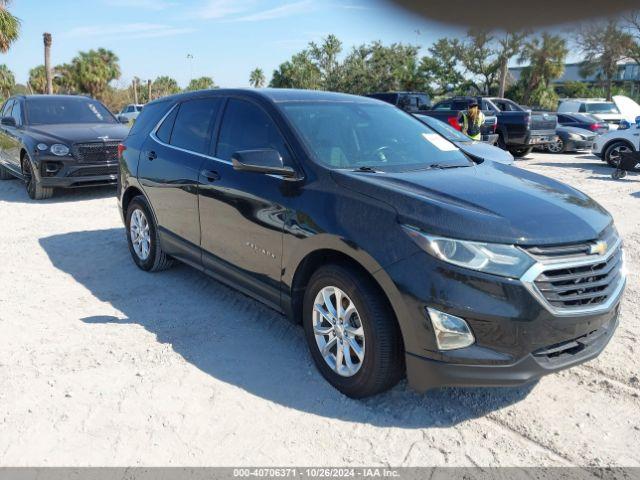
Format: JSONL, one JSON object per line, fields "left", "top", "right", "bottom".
{"left": 590, "top": 241, "right": 607, "bottom": 255}
{"left": 97, "top": 135, "right": 109, "bottom": 141}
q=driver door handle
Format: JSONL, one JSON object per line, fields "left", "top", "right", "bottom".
{"left": 201, "top": 169, "right": 220, "bottom": 182}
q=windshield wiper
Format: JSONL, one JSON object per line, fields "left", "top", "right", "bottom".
{"left": 353, "top": 166, "right": 380, "bottom": 173}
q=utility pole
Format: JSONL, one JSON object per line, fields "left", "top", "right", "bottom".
{"left": 43, "top": 33, "right": 53, "bottom": 94}
{"left": 132, "top": 78, "right": 139, "bottom": 104}
{"left": 187, "top": 53, "right": 194, "bottom": 85}
{"left": 147, "top": 79, "right": 152, "bottom": 101}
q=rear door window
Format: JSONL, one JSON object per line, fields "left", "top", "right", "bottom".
{"left": 169, "top": 97, "right": 222, "bottom": 154}
{"left": 155, "top": 106, "right": 178, "bottom": 144}
{"left": 433, "top": 101, "right": 452, "bottom": 110}
{"left": 216, "top": 98, "right": 291, "bottom": 164}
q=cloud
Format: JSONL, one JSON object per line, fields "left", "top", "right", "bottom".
{"left": 195, "top": 0, "right": 253, "bottom": 19}
{"left": 232, "top": 0, "right": 313, "bottom": 22}
{"left": 104, "top": 0, "right": 178, "bottom": 10}
{"left": 64, "top": 23, "right": 195, "bottom": 40}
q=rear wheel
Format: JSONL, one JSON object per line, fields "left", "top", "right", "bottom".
{"left": 546, "top": 138, "right": 565, "bottom": 154}
{"left": 303, "top": 264, "right": 404, "bottom": 398}
{"left": 497, "top": 133, "right": 507, "bottom": 150}
{"left": 23, "top": 156, "right": 53, "bottom": 200}
{"left": 604, "top": 141, "right": 634, "bottom": 167}
{"left": 125, "top": 196, "right": 174, "bottom": 272}
{"left": 509, "top": 147, "right": 534, "bottom": 158}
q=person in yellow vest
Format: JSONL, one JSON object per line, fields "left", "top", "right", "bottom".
{"left": 458, "top": 101, "right": 485, "bottom": 141}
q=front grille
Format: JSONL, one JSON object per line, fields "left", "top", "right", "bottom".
{"left": 72, "top": 142, "right": 119, "bottom": 164}
{"left": 69, "top": 165, "right": 118, "bottom": 177}
{"left": 605, "top": 119, "right": 621, "bottom": 125}
{"left": 534, "top": 248, "right": 623, "bottom": 308}
{"left": 523, "top": 228, "right": 624, "bottom": 312}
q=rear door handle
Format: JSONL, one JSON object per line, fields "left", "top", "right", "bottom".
{"left": 147, "top": 150, "right": 157, "bottom": 161}
{"left": 201, "top": 169, "right": 220, "bottom": 182}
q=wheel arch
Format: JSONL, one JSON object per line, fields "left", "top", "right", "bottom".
{"left": 287, "top": 247, "right": 410, "bottom": 356}
{"left": 603, "top": 138, "right": 636, "bottom": 158}
{"left": 121, "top": 185, "right": 146, "bottom": 217}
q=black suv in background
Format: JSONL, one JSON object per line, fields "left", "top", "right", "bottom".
{"left": 118, "top": 89, "right": 624, "bottom": 398}
{"left": 366, "top": 91, "right": 431, "bottom": 113}
{"left": 424, "top": 96, "right": 557, "bottom": 157}
{"left": 0, "top": 95, "right": 129, "bottom": 199}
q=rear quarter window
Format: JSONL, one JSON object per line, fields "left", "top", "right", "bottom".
{"left": 128, "top": 101, "right": 171, "bottom": 137}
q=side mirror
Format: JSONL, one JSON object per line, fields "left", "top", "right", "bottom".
{"left": 231, "top": 149, "right": 297, "bottom": 178}
{"left": 1, "top": 116, "right": 16, "bottom": 127}
{"left": 635, "top": 115, "right": 640, "bottom": 128}
{"left": 117, "top": 115, "right": 130, "bottom": 124}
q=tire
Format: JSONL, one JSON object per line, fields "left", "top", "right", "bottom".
{"left": 23, "top": 156, "right": 53, "bottom": 200}
{"left": 604, "top": 141, "right": 634, "bottom": 168}
{"left": 509, "top": 147, "right": 534, "bottom": 158}
{"left": 497, "top": 133, "right": 507, "bottom": 150}
{"left": 125, "top": 196, "right": 173, "bottom": 272}
{"left": 546, "top": 138, "right": 565, "bottom": 154}
{"left": 0, "top": 164, "right": 14, "bottom": 180}
{"left": 303, "top": 264, "right": 404, "bottom": 398}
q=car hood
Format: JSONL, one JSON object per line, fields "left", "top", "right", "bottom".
{"left": 26, "top": 123, "right": 130, "bottom": 144}
{"left": 455, "top": 141, "right": 514, "bottom": 164}
{"left": 331, "top": 161, "right": 611, "bottom": 246}
{"left": 613, "top": 95, "right": 640, "bottom": 122}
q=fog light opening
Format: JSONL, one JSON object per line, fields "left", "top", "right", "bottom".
{"left": 43, "top": 162, "right": 62, "bottom": 177}
{"left": 426, "top": 307, "right": 475, "bottom": 351}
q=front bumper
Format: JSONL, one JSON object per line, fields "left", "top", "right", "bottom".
{"left": 482, "top": 134, "right": 498, "bottom": 145}
{"left": 565, "top": 139, "right": 595, "bottom": 152}
{"left": 406, "top": 312, "right": 618, "bottom": 391}
{"left": 36, "top": 156, "right": 118, "bottom": 188}
{"left": 380, "top": 248, "right": 625, "bottom": 392}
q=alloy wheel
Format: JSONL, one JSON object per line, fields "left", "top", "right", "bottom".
{"left": 547, "top": 139, "right": 564, "bottom": 153}
{"left": 312, "top": 286, "right": 365, "bottom": 377}
{"left": 609, "top": 144, "right": 631, "bottom": 166}
{"left": 130, "top": 208, "right": 151, "bottom": 261}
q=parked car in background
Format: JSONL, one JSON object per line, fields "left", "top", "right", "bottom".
{"left": 424, "top": 96, "right": 557, "bottom": 157}
{"left": 592, "top": 120, "right": 640, "bottom": 166}
{"left": 118, "top": 88, "right": 624, "bottom": 398}
{"left": 556, "top": 112, "right": 610, "bottom": 134}
{"left": 558, "top": 99, "right": 624, "bottom": 130}
{"left": 118, "top": 103, "right": 144, "bottom": 122}
{"left": 366, "top": 91, "right": 431, "bottom": 113}
{"left": 541, "top": 125, "right": 596, "bottom": 154}
{"left": 415, "top": 114, "right": 513, "bottom": 164}
{"left": 0, "top": 95, "right": 130, "bottom": 199}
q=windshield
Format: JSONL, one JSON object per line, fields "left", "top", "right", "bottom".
{"left": 585, "top": 103, "right": 619, "bottom": 114}
{"left": 25, "top": 97, "right": 117, "bottom": 125}
{"left": 416, "top": 114, "right": 471, "bottom": 142}
{"left": 281, "top": 102, "right": 472, "bottom": 171}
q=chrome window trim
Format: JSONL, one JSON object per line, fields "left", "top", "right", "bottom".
{"left": 519, "top": 236, "right": 625, "bottom": 317}
{"left": 149, "top": 102, "right": 233, "bottom": 165}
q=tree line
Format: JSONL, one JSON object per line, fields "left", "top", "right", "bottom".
{"left": 2, "top": 0, "right": 640, "bottom": 112}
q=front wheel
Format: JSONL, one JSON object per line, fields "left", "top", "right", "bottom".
{"left": 125, "top": 196, "right": 173, "bottom": 272}
{"left": 509, "top": 147, "right": 534, "bottom": 158}
{"left": 23, "top": 157, "right": 53, "bottom": 200}
{"left": 303, "top": 264, "right": 404, "bottom": 398}
{"left": 546, "top": 138, "right": 565, "bottom": 154}
{"left": 604, "top": 141, "right": 634, "bottom": 167}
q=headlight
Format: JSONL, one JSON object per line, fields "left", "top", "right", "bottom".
{"left": 37, "top": 143, "right": 48, "bottom": 151}
{"left": 402, "top": 225, "right": 535, "bottom": 278}
{"left": 568, "top": 133, "right": 584, "bottom": 140}
{"left": 50, "top": 144, "right": 70, "bottom": 156}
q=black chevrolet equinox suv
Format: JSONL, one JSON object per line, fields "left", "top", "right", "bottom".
{"left": 117, "top": 89, "right": 625, "bottom": 398}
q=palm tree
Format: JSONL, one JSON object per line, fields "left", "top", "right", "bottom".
{"left": 517, "top": 33, "right": 567, "bottom": 107}
{"left": 0, "top": 63, "right": 14, "bottom": 98}
{"left": 249, "top": 68, "right": 266, "bottom": 88}
{"left": 0, "top": 0, "right": 19, "bottom": 53}
{"left": 43, "top": 33, "right": 52, "bottom": 94}
{"left": 28, "top": 65, "right": 47, "bottom": 94}
{"left": 150, "top": 76, "right": 179, "bottom": 99}
{"left": 186, "top": 76, "right": 216, "bottom": 91}
{"left": 72, "top": 48, "right": 121, "bottom": 99}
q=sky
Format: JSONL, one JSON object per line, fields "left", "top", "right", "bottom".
{"left": 2, "top": 0, "right": 471, "bottom": 88}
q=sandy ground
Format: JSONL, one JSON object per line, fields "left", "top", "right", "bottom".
{"left": 0, "top": 151, "right": 639, "bottom": 467}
